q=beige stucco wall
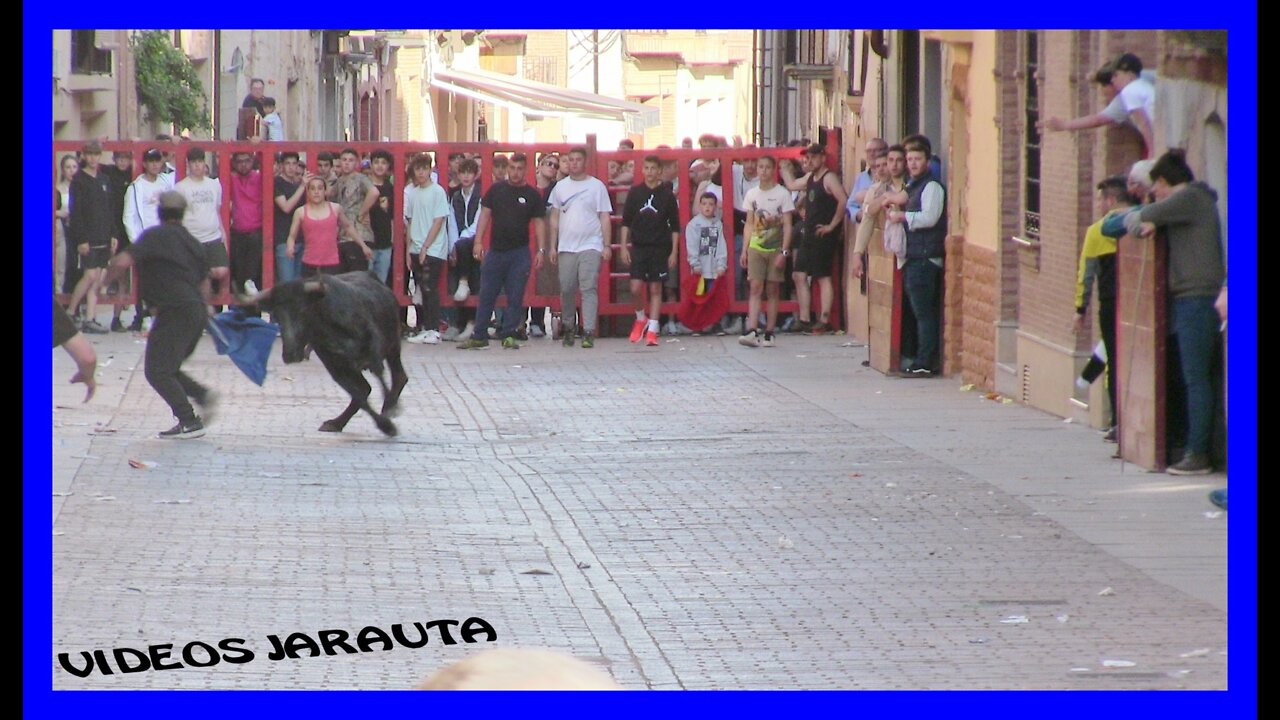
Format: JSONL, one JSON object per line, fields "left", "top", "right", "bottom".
{"left": 967, "top": 32, "right": 1000, "bottom": 253}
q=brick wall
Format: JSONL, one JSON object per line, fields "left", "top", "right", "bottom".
{"left": 949, "top": 238, "right": 998, "bottom": 388}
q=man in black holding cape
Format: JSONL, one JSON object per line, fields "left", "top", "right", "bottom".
{"left": 103, "top": 191, "right": 219, "bottom": 439}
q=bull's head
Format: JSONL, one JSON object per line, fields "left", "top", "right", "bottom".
{"left": 238, "top": 280, "right": 327, "bottom": 364}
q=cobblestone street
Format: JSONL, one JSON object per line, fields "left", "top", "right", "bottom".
{"left": 50, "top": 331, "right": 1227, "bottom": 689}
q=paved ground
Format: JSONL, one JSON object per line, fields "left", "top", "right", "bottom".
{"left": 49, "top": 327, "right": 1228, "bottom": 689}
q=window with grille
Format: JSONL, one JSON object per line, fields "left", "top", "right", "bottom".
{"left": 1023, "top": 31, "right": 1041, "bottom": 240}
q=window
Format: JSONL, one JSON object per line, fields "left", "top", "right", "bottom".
{"left": 848, "top": 31, "right": 869, "bottom": 96}
{"left": 70, "top": 30, "right": 111, "bottom": 75}
{"left": 1023, "top": 31, "right": 1041, "bottom": 240}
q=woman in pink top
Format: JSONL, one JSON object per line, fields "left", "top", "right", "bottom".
{"left": 285, "top": 177, "right": 359, "bottom": 277}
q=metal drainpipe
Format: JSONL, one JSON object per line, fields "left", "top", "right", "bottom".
{"left": 212, "top": 30, "right": 221, "bottom": 140}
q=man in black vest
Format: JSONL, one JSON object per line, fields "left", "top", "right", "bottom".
{"left": 886, "top": 137, "right": 946, "bottom": 376}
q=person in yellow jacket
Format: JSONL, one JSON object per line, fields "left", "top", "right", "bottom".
{"left": 1074, "top": 176, "right": 1138, "bottom": 442}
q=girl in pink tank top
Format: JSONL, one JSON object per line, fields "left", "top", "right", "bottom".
{"left": 287, "top": 177, "right": 357, "bottom": 275}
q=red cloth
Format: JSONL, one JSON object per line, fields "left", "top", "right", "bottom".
{"left": 678, "top": 273, "right": 729, "bottom": 332}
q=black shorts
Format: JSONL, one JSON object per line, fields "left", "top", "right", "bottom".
{"left": 801, "top": 232, "right": 838, "bottom": 278}
{"left": 203, "top": 240, "right": 230, "bottom": 269}
{"left": 53, "top": 298, "right": 77, "bottom": 346}
{"left": 81, "top": 245, "right": 111, "bottom": 270}
{"left": 629, "top": 245, "right": 671, "bottom": 282}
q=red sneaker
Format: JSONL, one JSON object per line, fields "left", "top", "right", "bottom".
{"left": 629, "top": 318, "right": 647, "bottom": 343}
{"left": 645, "top": 330, "right": 660, "bottom": 346}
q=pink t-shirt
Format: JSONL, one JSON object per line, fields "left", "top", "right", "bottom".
{"left": 229, "top": 170, "right": 263, "bottom": 232}
{"left": 300, "top": 203, "right": 340, "bottom": 266}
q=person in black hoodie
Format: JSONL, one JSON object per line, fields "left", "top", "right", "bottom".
{"left": 65, "top": 141, "right": 118, "bottom": 334}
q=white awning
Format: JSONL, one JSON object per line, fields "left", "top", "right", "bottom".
{"left": 430, "top": 66, "right": 659, "bottom": 133}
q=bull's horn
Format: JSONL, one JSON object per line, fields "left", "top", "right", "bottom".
{"left": 303, "top": 280, "right": 327, "bottom": 296}
{"left": 236, "top": 286, "right": 273, "bottom": 306}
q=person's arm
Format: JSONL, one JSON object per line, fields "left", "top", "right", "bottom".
{"left": 778, "top": 161, "right": 809, "bottom": 193}
{"left": 102, "top": 249, "right": 135, "bottom": 288}
{"left": 619, "top": 225, "right": 631, "bottom": 266}
{"left": 714, "top": 222, "right": 728, "bottom": 276}
{"left": 359, "top": 181, "right": 380, "bottom": 219}
{"left": 900, "top": 182, "right": 944, "bottom": 230}
{"left": 285, "top": 207, "right": 304, "bottom": 259}
{"left": 1134, "top": 187, "right": 1201, "bottom": 228}
{"left": 1130, "top": 109, "right": 1154, "bottom": 158}
{"left": 122, "top": 183, "right": 142, "bottom": 243}
{"left": 1101, "top": 208, "right": 1138, "bottom": 238}
{"left": 547, "top": 207, "right": 560, "bottom": 255}
{"left": 533, "top": 216, "right": 547, "bottom": 268}
{"left": 422, "top": 217, "right": 445, "bottom": 263}
{"left": 847, "top": 173, "right": 872, "bottom": 221}
{"left": 774, "top": 212, "right": 793, "bottom": 268}
{"left": 473, "top": 206, "right": 492, "bottom": 261}
{"left": 275, "top": 176, "right": 309, "bottom": 215}
{"left": 741, "top": 211, "right": 755, "bottom": 269}
{"left": 68, "top": 179, "right": 88, "bottom": 251}
{"left": 334, "top": 204, "right": 370, "bottom": 258}
{"left": 1039, "top": 114, "right": 1114, "bottom": 132}
{"left": 817, "top": 173, "right": 848, "bottom": 236}
{"left": 1074, "top": 225, "right": 1103, "bottom": 331}
{"left": 598, "top": 210, "right": 613, "bottom": 263}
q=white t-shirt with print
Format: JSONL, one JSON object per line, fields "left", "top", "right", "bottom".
{"left": 548, "top": 176, "right": 612, "bottom": 253}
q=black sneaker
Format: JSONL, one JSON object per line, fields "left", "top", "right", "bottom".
{"left": 110, "top": 317, "right": 126, "bottom": 332}
{"left": 562, "top": 331, "right": 576, "bottom": 348}
{"left": 1168, "top": 452, "right": 1213, "bottom": 476}
{"left": 905, "top": 365, "right": 935, "bottom": 377}
{"left": 581, "top": 334, "right": 595, "bottom": 349}
{"left": 197, "top": 390, "right": 219, "bottom": 427}
{"left": 129, "top": 316, "right": 145, "bottom": 333}
{"left": 80, "top": 319, "right": 108, "bottom": 334}
{"left": 457, "top": 338, "right": 490, "bottom": 350}
{"left": 158, "top": 419, "right": 205, "bottom": 440}
{"left": 1102, "top": 426, "right": 1118, "bottom": 443}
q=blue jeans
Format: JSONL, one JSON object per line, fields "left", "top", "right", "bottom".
{"left": 370, "top": 247, "right": 393, "bottom": 284}
{"left": 1173, "top": 295, "right": 1219, "bottom": 455}
{"left": 275, "top": 243, "right": 304, "bottom": 284}
{"left": 472, "top": 247, "right": 531, "bottom": 340}
{"left": 903, "top": 257, "right": 943, "bottom": 370}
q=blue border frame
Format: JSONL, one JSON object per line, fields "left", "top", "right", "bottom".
{"left": 27, "top": 9, "right": 1256, "bottom": 718}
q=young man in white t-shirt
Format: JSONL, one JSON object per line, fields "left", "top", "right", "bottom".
{"left": 173, "top": 146, "right": 230, "bottom": 293}
{"left": 403, "top": 154, "right": 451, "bottom": 344}
{"left": 1040, "top": 55, "right": 1156, "bottom": 157}
{"left": 547, "top": 147, "right": 613, "bottom": 348}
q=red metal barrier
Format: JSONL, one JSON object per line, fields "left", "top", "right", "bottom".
{"left": 53, "top": 140, "right": 849, "bottom": 334}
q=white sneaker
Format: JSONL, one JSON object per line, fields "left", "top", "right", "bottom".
{"left": 529, "top": 325, "right": 546, "bottom": 338}
{"left": 673, "top": 321, "right": 693, "bottom": 335}
{"left": 453, "top": 279, "right": 471, "bottom": 303}
{"left": 724, "top": 317, "right": 744, "bottom": 336}
{"left": 244, "top": 279, "right": 259, "bottom": 295}
{"left": 406, "top": 330, "right": 429, "bottom": 344}
{"left": 737, "top": 330, "right": 761, "bottom": 348}
{"left": 421, "top": 329, "right": 441, "bottom": 345}
{"left": 663, "top": 320, "right": 679, "bottom": 336}
{"left": 459, "top": 321, "right": 476, "bottom": 341}
{"left": 442, "top": 325, "right": 462, "bottom": 342}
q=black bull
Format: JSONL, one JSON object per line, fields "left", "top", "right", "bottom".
{"left": 241, "top": 272, "right": 408, "bottom": 436}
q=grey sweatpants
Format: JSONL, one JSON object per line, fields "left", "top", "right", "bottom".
{"left": 557, "top": 250, "right": 602, "bottom": 334}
